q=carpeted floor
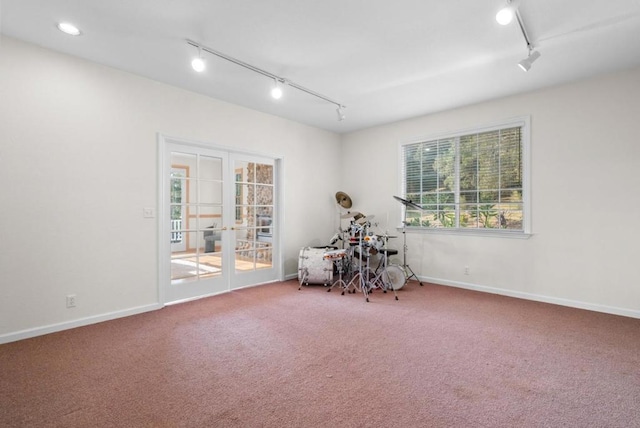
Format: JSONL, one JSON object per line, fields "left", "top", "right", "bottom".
{"left": 1, "top": 280, "right": 639, "bottom": 427}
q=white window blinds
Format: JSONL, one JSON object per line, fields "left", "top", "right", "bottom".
{"left": 401, "top": 122, "right": 526, "bottom": 232}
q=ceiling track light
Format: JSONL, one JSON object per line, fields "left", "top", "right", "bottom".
{"left": 336, "top": 105, "right": 346, "bottom": 121}
{"left": 495, "top": 0, "right": 517, "bottom": 25}
{"left": 518, "top": 49, "right": 541, "bottom": 72}
{"left": 191, "top": 46, "right": 206, "bottom": 72}
{"left": 271, "top": 78, "right": 284, "bottom": 100}
{"left": 496, "top": 2, "right": 542, "bottom": 71}
{"left": 186, "top": 39, "right": 346, "bottom": 121}
{"left": 514, "top": 11, "right": 542, "bottom": 72}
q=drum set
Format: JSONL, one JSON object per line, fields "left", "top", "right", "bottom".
{"left": 297, "top": 191, "right": 408, "bottom": 302}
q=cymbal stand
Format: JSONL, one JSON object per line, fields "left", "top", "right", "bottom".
{"left": 400, "top": 210, "right": 424, "bottom": 286}
{"left": 346, "top": 223, "right": 371, "bottom": 302}
{"left": 370, "top": 243, "right": 399, "bottom": 301}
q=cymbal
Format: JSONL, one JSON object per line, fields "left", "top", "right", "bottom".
{"left": 335, "top": 191, "right": 353, "bottom": 209}
{"left": 341, "top": 211, "right": 361, "bottom": 219}
{"left": 355, "top": 214, "right": 375, "bottom": 224}
{"left": 393, "top": 195, "right": 423, "bottom": 211}
{"left": 353, "top": 213, "right": 366, "bottom": 223}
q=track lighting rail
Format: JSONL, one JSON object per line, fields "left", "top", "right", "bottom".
{"left": 186, "top": 39, "right": 345, "bottom": 115}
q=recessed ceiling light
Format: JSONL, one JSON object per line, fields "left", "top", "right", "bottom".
{"left": 57, "top": 22, "right": 81, "bottom": 36}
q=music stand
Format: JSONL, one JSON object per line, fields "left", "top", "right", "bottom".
{"left": 393, "top": 196, "right": 424, "bottom": 286}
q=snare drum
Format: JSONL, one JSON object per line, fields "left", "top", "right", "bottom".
{"left": 323, "top": 248, "right": 347, "bottom": 261}
{"left": 298, "top": 247, "right": 333, "bottom": 285}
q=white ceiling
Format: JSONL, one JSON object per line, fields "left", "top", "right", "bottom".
{"left": 2, "top": 0, "right": 640, "bottom": 134}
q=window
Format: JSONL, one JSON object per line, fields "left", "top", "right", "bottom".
{"left": 400, "top": 118, "right": 529, "bottom": 234}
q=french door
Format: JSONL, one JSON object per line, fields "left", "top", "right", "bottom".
{"left": 159, "top": 136, "right": 280, "bottom": 304}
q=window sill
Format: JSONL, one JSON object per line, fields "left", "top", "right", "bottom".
{"left": 398, "top": 226, "right": 532, "bottom": 239}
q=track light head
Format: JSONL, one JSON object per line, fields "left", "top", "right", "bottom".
{"left": 496, "top": 0, "right": 519, "bottom": 25}
{"left": 518, "top": 50, "right": 541, "bottom": 72}
{"left": 336, "top": 105, "right": 346, "bottom": 121}
{"left": 271, "top": 79, "right": 283, "bottom": 99}
{"left": 191, "top": 47, "right": 205, "bottom": 72}
{"left": 191, "top": 57, "right": 205, "bottom": 72}
{"left": 496, "top": 7, "right": 514, "bottom": 25}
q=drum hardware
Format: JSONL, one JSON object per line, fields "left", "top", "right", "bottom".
{"left": 366, "top": 244, "right": 400, "bottom": 299}
{"left": 324, "top": 249, "right": 349, "bottom": 294}
{"left": 329, "top": 231, "right": 342, "bottom": 246}
{"left": 393, "top": 196, "right": 424, "bottom": 286}
{"left": 345, "top": 220, "right": 387, "bottom": 302}
{"left": 346, "top": 254, "right": 371, "bottom": 302}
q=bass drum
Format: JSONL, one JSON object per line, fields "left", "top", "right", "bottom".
{"left": 382, "top": 264, "right": 406, "bottom": 290}
{"left": 298, "top": 247, "right": 333, "bottom": 285}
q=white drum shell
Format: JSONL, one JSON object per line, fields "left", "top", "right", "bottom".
{"left": 383, "top": 264, "right": 406, "bottom": 290}
{"left": 298, "top": 247, "right": 333, "bottom": 284}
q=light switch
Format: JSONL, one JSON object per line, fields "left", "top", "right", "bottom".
{"left": 143, "top": 207, "right": 155, "bottom": 218}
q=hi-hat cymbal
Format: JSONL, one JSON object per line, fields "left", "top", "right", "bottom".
{"left": 341, "top": 211, "right": 361, "bottom": 219}
{"left": 393, "top": 195, "right": 423, "bottom": 211}
{"left": 335, "top": 191, "right": 353, "bottom": 209}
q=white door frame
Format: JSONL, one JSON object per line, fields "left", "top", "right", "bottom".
{"left": 158, "top": 134, "right": 284, "bottom": 305}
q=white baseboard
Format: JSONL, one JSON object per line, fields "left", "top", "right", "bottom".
{"left": 0, "top": 303, "right": 163, "bottom": 345}
{"left": 421, "top": 276, "right": 640, "bottom": 319}
{"left": 5, "top": 275, "right": 636, "bottom": 345}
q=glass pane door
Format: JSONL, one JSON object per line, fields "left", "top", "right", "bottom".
{"left": 165, "top": 148, "right": 228, "bottom": 302}
{"left": 161, "top": 137, "right": 280, "bottom": 303}
{"left": 231, "top": 157, "right": 276, "bottom": 287}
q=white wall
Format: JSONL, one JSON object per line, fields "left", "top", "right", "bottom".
{"left": 341, "top": 66, "right": 640, "bottom": 318}
{"left": 0, "top": 37, "right": 341, "bottom": 342}
{"left": 2, "top": 36, "right": 639, "bottom": 344}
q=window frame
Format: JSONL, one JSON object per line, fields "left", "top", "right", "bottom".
{"left": 398, "top": 116, "right": 531, "bottom": 237}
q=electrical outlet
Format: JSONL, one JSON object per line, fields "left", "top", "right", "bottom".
{"left": 66, "top": 294, "right": 77, "bottom": 308}
{"left": 464, "top": 266, "right": 470, "bottom": 275}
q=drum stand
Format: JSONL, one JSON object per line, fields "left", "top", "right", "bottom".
{"left": 298, "top": 267, "right": 308, "bottom": 290}
{"left": 371, "top": 249, "right": 399, "bottom": 301}
{"left": 345, "top": 226, "right": 374, "bottom": 302}
{"left": 346, "top": 224, "right": 399, "bottom": 302}
{"left": 327, "top": 255, "right": 349, "bottom": 295}
{"left": 372, "top": 238, "right": 406, "bottom": 300}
